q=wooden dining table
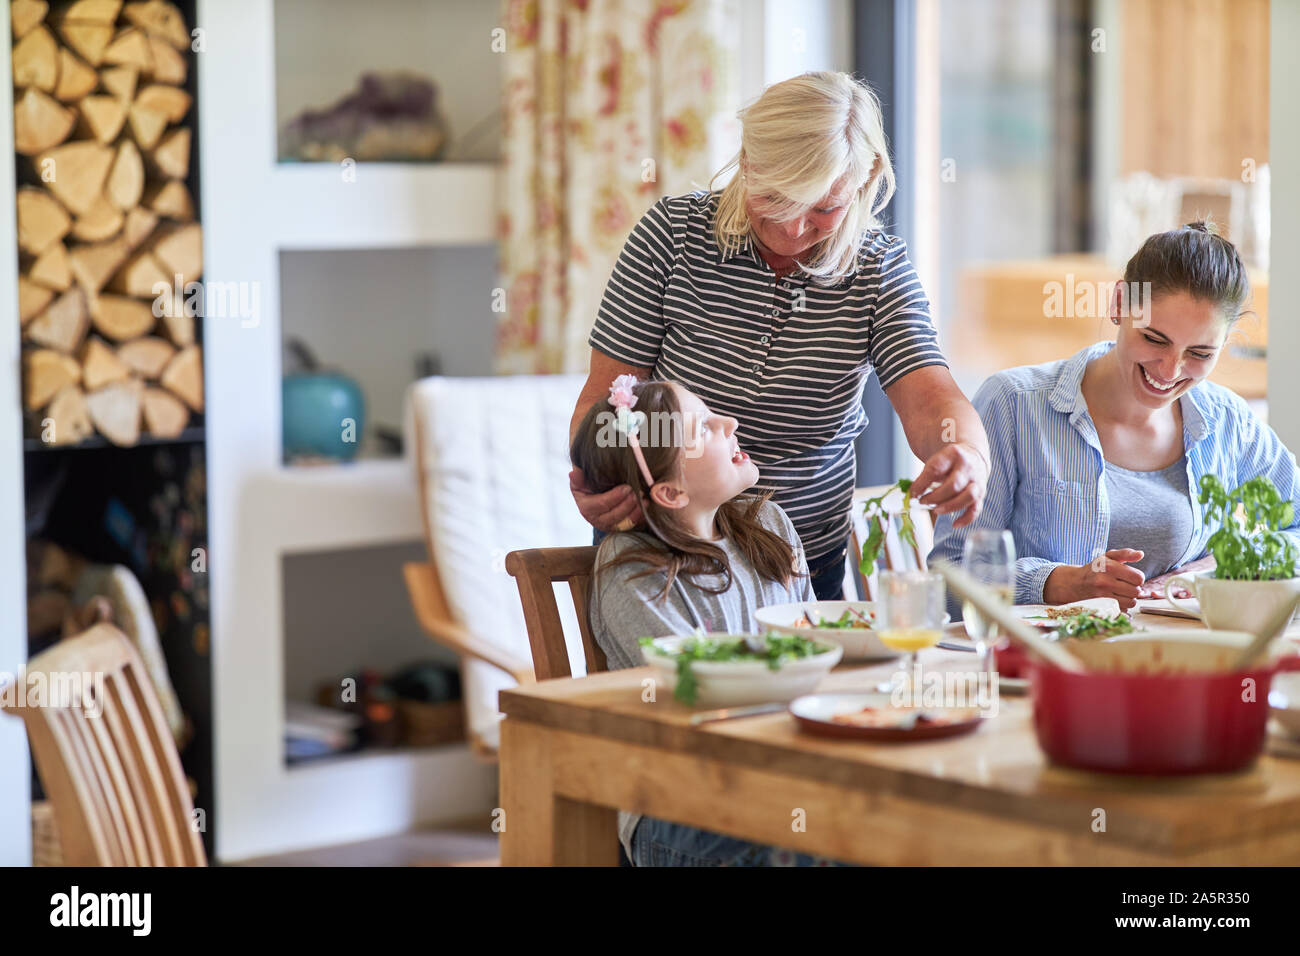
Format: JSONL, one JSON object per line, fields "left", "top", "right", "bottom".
{"left": 498, "top": 609, "right": 1300, "bottom": 866}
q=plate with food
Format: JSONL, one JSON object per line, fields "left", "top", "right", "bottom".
{"left": 995, "top": 600, "right": 1139, "bottom": 680}
{"left": 790, "top": 693, "right": 982, "bottom": 741}
{"left": 1010, "top": 597, "right": 1126, "bottom": 630}
{"left": 755, "top": 600, "right": 950, "bottom": 661}
{"left": 640, "top": 633, "right": 841, "bottom": 708}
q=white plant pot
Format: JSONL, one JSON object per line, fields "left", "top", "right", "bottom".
{"left": 1166, "top": 571, "right": 1300, "bottom": 633}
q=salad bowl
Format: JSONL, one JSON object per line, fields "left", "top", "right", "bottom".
{"left": 755, "top": 600, "right": 949, "bottom": 661}
{"left": 641, "top": 633, "right": 842, "bottom": 708}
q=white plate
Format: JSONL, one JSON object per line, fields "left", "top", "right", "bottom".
{"left": 998, "top": 676, "right": 1029, "bottom": 695}
{"left": 755, "top": 600, "right": 950, "bottom": 662}
{"left": 1270, "top": 673, "right": 1300, "bottom": 740}
{"left": 1011, "top": 597, "right": 1124, "bottom": 624}
{"left": 641, "top": 634, "right": 842, "bottom": 709}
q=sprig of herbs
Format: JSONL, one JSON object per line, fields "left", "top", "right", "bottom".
{"left": 1198, "top": 475, "right": 1298, "bottom": 581}
{"left": 639, "top": 633, "right": 828, "bottom": 705}
{"left": 859, "top": 478, "right": 915, "bottom": 577}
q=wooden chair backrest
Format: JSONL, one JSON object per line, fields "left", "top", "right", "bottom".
{"left": 847, "top": 485, "right": 935, "bottom": 601}
{"left": 505, "top": 547, "right": 605, "bottom": 681}
{"left": 0, "top": 624, "right": 206, "bottom": 866}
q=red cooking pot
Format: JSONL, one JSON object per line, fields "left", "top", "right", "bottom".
{"left": 1026, "top": 631, "right": 1300, "bottom": 775}
{"left": 995, "top": 637, "right": 1030, "bottom": 678}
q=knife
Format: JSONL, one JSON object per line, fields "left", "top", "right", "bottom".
{"left": 1137, "top": 604, "right": 1201, "bottom": 620}
{"left": 689, "top": 702, "right": 788, "bottom": 725}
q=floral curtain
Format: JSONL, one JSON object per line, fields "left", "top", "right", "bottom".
{"left": 496, "top": 0, "right": 739, "bottom": 374}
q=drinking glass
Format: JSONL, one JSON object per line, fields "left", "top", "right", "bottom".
{"left": 875, "top": 570, "right": 946, "bottom": 694}
{"left": 962, "top": 530, "right": 1016, "bottom": 684}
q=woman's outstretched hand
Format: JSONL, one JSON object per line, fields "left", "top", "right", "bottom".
{"left": 912, "top": 442, "right": 988, "bottom": 528}
{"left": 569, "top": 467, "right": 645, "bottom": 532}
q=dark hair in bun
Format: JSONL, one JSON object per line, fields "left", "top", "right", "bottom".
{"left": 1122, "top": 218, "right": 1250, "bottom": 324}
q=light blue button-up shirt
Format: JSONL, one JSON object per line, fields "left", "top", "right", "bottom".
{"left": 930, "top": 341, "right": 1300, "bottom": 605}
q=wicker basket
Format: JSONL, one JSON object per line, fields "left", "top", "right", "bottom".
{"left": 32, "top": 800, "right": 63, "bottom": 867}
{"left": 396, "top": 699, "right": 465, "bottom": 747}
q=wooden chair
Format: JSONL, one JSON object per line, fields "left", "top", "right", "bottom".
{"left": 504, "top": 547, "right": 605, "bottom": 681}
{"left": 847, "top": 484, "right": 936, "bottom": 601}
{"left": 506, "top": 545, "right": 626, "bottom": 863}
{"left": 0, "top": 624, "right": 206, "bottom": 866}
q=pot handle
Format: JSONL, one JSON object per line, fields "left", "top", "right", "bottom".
{"left": 1166, "top": 573, "right": 1199, "bottom": 615}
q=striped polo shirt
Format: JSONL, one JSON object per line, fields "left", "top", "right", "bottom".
{"left": 588, "top": 191, "right": 947, "bottom": 562}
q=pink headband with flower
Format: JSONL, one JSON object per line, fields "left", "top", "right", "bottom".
{"left": 608, "top": 374, "right": 655, "bottom": 488}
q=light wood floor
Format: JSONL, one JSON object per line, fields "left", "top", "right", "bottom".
{"left": 230, "top": 819, "right": 499, "bottom": 867}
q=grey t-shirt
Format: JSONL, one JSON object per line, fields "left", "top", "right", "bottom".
{"left": 588, "top": 499, "right": 813, "bottom": 857}
{"left": 1104, "top": 456, "right": 1194, "bottom": 580}
{"left": 590, "top": 500, "right": 814, "bottom": 668}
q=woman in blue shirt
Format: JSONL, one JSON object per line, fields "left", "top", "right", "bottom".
{"left": 931, "top": 222, "right": 1300, "bottom": 610}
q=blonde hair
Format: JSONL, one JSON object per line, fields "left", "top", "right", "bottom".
{"left": 710, "top": 71, "right": 896, "bottom": 282}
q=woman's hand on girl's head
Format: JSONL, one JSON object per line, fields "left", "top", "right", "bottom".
{"left": 913, "top": 442, "right": 988, "bottom": 528}
{"left": 569, "top": 467, "right": 646, "bottom": 532}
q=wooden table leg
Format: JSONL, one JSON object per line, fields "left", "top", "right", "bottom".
{"left": 499, "top": 719, "right": 619, "bottom": 866}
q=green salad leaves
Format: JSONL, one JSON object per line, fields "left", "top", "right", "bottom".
{"left": 1042, "top": 611, "right": 1135, "bottom": 640}
{"left": 1198, "top": 475, "right": 1298, "bottom": 581}
{"left": 640, "top": 633, "right": 828, "bottom": 706}
{"left": 808, "top": 609, "right": 873, "bottom": 629}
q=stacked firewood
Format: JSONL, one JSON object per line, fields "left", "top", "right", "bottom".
{"left": 12, "top": 0, "right": 202, "bottom": 446}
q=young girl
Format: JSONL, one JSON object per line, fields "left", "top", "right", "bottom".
{"left": 571, "top": 375, "right": 842, "bottom": 866}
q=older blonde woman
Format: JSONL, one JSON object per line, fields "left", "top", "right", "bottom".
{"left": 568, "top": 71, "right": 990, "bottom": 601}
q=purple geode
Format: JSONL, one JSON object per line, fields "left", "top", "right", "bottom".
{"left": 279, "top": 71, "right": 449, "bottom": 162}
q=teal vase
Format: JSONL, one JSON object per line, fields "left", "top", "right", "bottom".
{"left": 282, "top": 373, "right": 366, "bottom": 461}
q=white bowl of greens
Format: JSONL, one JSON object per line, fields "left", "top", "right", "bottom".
{"left": 756, "top": 600, "right": 952, "bottom": 661}
{"left": 640, "top": 633, "right": 842, "bottom": 708}
{"left": 756, "top": 600, "right": 891, "bottom": 661}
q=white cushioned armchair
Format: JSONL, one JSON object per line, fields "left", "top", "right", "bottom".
{"left": 403, "top": 374, "right": 591, "bottom": 755}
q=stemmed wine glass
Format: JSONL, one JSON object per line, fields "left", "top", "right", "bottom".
{"left": 962, "top": 530, "right": 1016, "bottom": 687}
{"left": 875, "top": 570, "right": 946, "bottom": 695}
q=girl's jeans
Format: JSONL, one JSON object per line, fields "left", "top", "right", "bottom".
{"left": 630, "top": 817, "right": 852, "bottom": 867}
